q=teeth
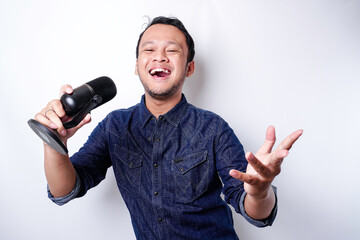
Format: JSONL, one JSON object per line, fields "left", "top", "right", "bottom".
{"left": 150, "top": 68, "right": 170, "bottom": 75}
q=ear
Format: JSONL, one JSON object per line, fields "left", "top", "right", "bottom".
{"left": 135, "top": 60, "right": 139, "bottom": 75}
{"left": 186, "top": 61, "right": 195, "bottom": 77}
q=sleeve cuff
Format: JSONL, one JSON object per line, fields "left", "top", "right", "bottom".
{"left": 47, "top": 173, "right": 81, "bottom": 206}
{"left": 239, "top": 185, "right": 278, "bottom": 227}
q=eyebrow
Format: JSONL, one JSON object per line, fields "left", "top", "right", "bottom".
{"left": 141, "top": 41, "right": 181, "bottom": 47}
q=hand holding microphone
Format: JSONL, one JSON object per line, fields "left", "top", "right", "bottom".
{"left": 36, "top": 85, "right": 90, "bottom": 140}
{"left": 28, "top": 76, "right": 117, "bottom": 155}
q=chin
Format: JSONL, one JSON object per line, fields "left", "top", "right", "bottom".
{"left": 147, "top": 90, "right": 175, "bottom": 100}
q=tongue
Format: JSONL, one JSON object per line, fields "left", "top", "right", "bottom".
{"left": 155, "top": 72, "right": 169, "bottom": 77}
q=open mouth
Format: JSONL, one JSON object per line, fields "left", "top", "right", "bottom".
{"left": 149, "top": 68, "right": 171, "bottom": 78}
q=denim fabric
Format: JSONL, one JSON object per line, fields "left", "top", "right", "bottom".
{"left": 48, "top": 94, "right": 277, "bottom": 239}
{"left": 47, "top": 173, "right": 81, "bottom": 206}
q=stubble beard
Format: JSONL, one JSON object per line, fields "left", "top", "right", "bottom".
{"left": 139, "top": 68, "right": 187, "bottom": 101}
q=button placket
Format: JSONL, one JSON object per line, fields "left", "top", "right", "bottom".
{"left": 152, "top": 117, "right": 164, "bottom": 229}
{"left": 153, "top": 136, "right": 161, "bottom": 199}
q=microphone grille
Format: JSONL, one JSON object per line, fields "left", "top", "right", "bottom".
{"left": 86, "top": 76, "right": 117, "bottom": 105}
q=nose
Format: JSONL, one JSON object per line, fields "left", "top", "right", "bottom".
{"left": 153, "top": 49, "right": 168, "bottom": 63}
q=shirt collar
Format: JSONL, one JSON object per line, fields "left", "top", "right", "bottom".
{"left": 139, "top": 94, "right": 189, "bottom": 128}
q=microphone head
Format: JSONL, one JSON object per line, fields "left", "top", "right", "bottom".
{"left": 86, "top": 76, "right": 117, "bottom": 107}
{"left": 61, "top": 76, "right": 117, "bottom": 117}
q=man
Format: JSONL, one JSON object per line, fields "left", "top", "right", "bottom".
{"left": 34, "top": 16, "right": 302, "bottom": 239}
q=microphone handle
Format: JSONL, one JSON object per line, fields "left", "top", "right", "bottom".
{"left": 63, "top": 95, "right": 102, "bottom": 129}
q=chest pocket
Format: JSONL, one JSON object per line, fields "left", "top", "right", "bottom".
{"left": 172, "top": 150, "right": 209, "bottom": 203}
{"left": 113, "top": 145, "right": 142, "bottom": 197}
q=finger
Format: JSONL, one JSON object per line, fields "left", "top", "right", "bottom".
{"left": 229, "top": 169, "right": 259, "bottom": 185}
{"left": 43, "top": 108, "right": 67, "bottom": 136}
{"left": 59, "top": 84, "right": 73, "bottom": 98}
{"left": 45, "top": 100, "right": 66, "bottom": 118}
{"left": 276, "top": 129, "right": 303, "bottom": 151}
{"left": 257, "top": 125, "right": 276, "bottom": 155}
{"left": 246, "top": 152, "right": 272, "bottom": 178}
{"left": 267, "top": 149, "right": 288, "bottom": 174}
{"left": 34, "top": 113, "right": 57, "bottom": 129}
{"left": 42, "top": 100, "right": 67, "bottom": 135}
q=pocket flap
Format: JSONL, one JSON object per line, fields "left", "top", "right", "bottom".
{"left": 172, "top": 150, "right": 208, "bottom": 174}
{"left": 114, "top": 145, "right": 142, "bottom": 168}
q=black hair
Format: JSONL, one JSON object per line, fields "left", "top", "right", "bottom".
{"left": 135, "top": 16, "right": 195, "bottom": 63}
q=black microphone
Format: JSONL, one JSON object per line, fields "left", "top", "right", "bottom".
{"left": 28, "top": 76, "right": 117, "bottom": 155}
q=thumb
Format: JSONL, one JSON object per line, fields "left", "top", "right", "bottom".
{"left": 75, "top": 113, "right": 92, "bottom": 130}
{"left": 66, "top": 113, "right": 92, "bottom": 136}
{"left": 59, "top": 113, "right": 92, "bottom": 142}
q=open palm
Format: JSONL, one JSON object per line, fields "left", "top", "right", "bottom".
{"left": 230, "top": 126, "right": 303, "bottom": 198}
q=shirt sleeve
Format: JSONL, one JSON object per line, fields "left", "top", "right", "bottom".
{"left": 47, "top": 116, "right": 112, "bottom": 205}
{"left": 215, "top": 119, "right": 277, "bottom": 227}
{"left": 47, "top": 172, "right": 81, "bottom": 206}
{"left": 239, "top": 185, "right": 278, "bottom": 227}
{"left": 70, "top": 116, "right": 112, "bottom": 198}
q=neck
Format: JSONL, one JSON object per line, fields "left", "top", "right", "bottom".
{"left": 144, "top": 92, "right": 182, "bottom": 119}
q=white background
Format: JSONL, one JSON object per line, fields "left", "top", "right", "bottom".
{"left": 1, "top": 0, "right": 359, "bottom": 239}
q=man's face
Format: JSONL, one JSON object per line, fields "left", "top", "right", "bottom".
{"left": 135, "top": 24, "right": 194, "bottom": 100}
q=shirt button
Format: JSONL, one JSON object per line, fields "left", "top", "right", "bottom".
{"left": 159, "top": 116, "right": 164, "bottom": 120}
{"left": 147, "top": 137, "right": 152, "bottom": 141}
{"left": 158, "top": 218, "right": 162, "bottom": 223}
{"left": 154, "top": 191, "right": 159, "bottom": 195}
{"left": 156, "top": 137, "right": 160, "bottom": 142}
{"left": 153, "top": 163, "right": 158, "bottom": 168}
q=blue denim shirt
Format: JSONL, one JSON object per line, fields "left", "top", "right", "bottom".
{"left": 48, "top": 94, "right": 277, "bottom": 239}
